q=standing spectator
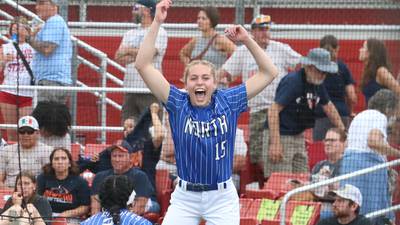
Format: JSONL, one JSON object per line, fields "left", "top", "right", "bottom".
{"left": 0, "top": 116, "right": 53, "bottom": 188}
{"left": 81, "top": 175, "right": 151, "bottom": 225}
{"left": 31, "top": 101, "right": 72, "bottom": 150}
{"left": 360, "top": 38, "right": 400, "bottom": 105}
{"left": 27, "top": 0, "right": 72, "bottom": 104}
{"left": 115, "top": 0, "right": 167, "bottom": 122}
{"left": 179, "top": 6, "right": 236, "bottom": 72}
{"left": 1, "top": 171, "right": 52, "bottom": 224}
{"left": 37, "top": 148, "right": 90, "bottom": 223}
{"left": 313, "top": 35, "right": 357, "bottom": 141}
{"left": 221, "top": 14, "right": 301, "bottom": 170}
{"left": 316, "top": 184, "right": 373, "bottom": 225}
{"left": 339, "top": 89, "right": 400, "bottom": 225}
{"left": 0, "top": 16, "right": 35, "bottom": 142}
{"left": 263, "top": 48, "right": 345, "bottom": 178}
{"left": 90, "top": 140, "right": 156, "bottom": 216}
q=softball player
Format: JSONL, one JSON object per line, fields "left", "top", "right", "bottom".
{"left": 135, "top": 0, "right": 278, "bottom": 224}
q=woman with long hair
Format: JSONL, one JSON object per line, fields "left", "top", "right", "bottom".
{"left": 0, "top": 171, "right": 51, "bottom": 225}
{"left": 360, "top": 38, "right": 400, "bottom": 105}
{"left": 179, "top": 6, "right": 235, "bottom": 71}
{"left": 37, "top": 148, "right": 90, "bottom": 223}
{"left": 81, "top": 175, "right": 151, "bottom": 225}
{"left": 0, "top": 16, "right": 34, "bottom": 141}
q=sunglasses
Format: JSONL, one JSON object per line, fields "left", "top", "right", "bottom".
{"left": 132, "top": 4, "right": 145, "bottom": 12}
{"left": 18, "top": 129, "right": 35, "bottom": 135}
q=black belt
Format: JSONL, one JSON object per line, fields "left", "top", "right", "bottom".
{"left": 179, "top": 180, "right": 227, "bottom": 192}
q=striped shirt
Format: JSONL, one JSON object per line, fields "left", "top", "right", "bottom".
{"left": 165, "top": 84, "right": 248, "bottom": 184}
{"left": 80, "top": 209, "right": 151, "bottom": 225}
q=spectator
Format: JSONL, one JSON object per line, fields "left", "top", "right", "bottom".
{"left": 81, "top": 175, "right": 151, "bottom": 225}
{"left": 1, "top": 171, "right": 52, "bottom": 225}
{"left": 179, "top": 6, "right": 236, "bottom": 73}
{"left": 311, "top": 128, "right": 346, "bottom": 199}
{"left": 115, "top": 0, "right": 167, "bottom": 122}
{"left": 263, "top": 48, "right": 345, "bottom": 178}
{"left": 316, "top": 184, "right": 373, "bottom": 225}
{"left": 37, "top": 148, "right": 90, "bottom": 223}
{"left": 0, "top": 116, "right": 53, "bottom": 188}
{"left": 90, "top": 140, "right": 157, "bottom": 216}
{"left": 313, "top": 35, "right": 357, "bottom": 141}
{"left": 125, "top": 103, "right": 163, "bottom": 191}
{"left": 123, "top": 116, "right": 136, "bottom": 138}
{"left": 339, "top": 89, "right": 400, "bottom": 225}
{"left": 221, "top": 14, "right": 301, "bottom": 171}
{"left": 27, "top": 0, "right": 72, "bottom": 104}
{"left": 0, "top": 16, "right": 34, "bottom": 142}
{"left": 31, "top": 101, "right": 72, "bottom": 151}
{"left": 360, "top": 38, "right": 400, "bottom": 105}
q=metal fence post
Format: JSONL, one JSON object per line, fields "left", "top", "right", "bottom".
{"left": 70, "top": 39, "right": 79, "bottom": 143}
{"left": 99, "top": 57, "right": 108, "bottom": 144}
{"left": 235, "top": 0, "right": 245, "bottom": 25}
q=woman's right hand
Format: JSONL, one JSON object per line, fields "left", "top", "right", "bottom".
{"left": 224, "top": 25, "right": 250, "bottom": 43}
{"left": 154, "top": 0, "right": 172, "bottom": 24}
{"left": 11, "top": 192, "right": 23, "bottom": 206}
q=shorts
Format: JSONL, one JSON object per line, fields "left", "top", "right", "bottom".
{"left": 0, "top": 91, "right": 32, "bottom": 107}
{"left": 37, "top": 79, "right": 69, "bottom": 104}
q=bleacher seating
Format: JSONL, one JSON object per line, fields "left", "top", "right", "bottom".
{"left": 306, "top": 141, "right": 326, "bottom": 170}
{"left": 0, "top": 188, "right": 13, "bottom": 209}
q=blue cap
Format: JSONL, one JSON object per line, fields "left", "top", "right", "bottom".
{"left": 136, "top": 0, "right": 156, "bottom": 15}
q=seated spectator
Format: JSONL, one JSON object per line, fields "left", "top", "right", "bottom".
{"left": 31, "top": 101, "right": 72, "bottom": 151}
{"left": 37, "top": 148, "right": 90, "bottom": 223}
{"left": 81, "top": 175, "right": 151, "bottom": 225}
{"left": 311, "top": 128, "right": 346, "bottom": 199}
{"left": 0, "top": 116, "right": 53, "bottom": 188}
{"left": 316, "top": 184, "right": 373, "bottom": 225}
{"left": 125, "top": 103, "right": 164, "bottom": 191}
{"left": 90, "top": 140, "right": 157, "bottom": 216}
{"left": 0, "top": 202, "right": 46, "bottom": 225}
{"left": 1, "top": 171, "right": 52, "bottom": 225}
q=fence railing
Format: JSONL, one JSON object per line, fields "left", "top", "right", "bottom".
{"left": 279, "top": 158, "right": 400, "bottom": 225}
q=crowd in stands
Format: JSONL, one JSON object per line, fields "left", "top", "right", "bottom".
{"left": 0, "top": 0, "right": 399, "bottom": 224}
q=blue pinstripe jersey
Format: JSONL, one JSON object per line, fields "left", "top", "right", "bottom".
{"left": 80, "top": 209, "right": 151, "bottom": 225}
{"left": 165, "top": 84, "right": 248, "bottom": 184}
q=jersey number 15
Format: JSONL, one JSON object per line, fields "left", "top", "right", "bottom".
{"left": 215, "top": 140, "right": 227, "bottom": 160}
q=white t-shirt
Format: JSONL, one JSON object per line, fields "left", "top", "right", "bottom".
{"left": 222, "top": 40, "right": 301, "bottom": 113}
{"left": 347, "top": 109, "right": 387, "bottom": 156}
{"left": 39, "top": 133, "right": 71, "bottom": 151}
{"left": 2, "top": 42, "right": 35, "bottom": 97}
{"left": 121, "top": 26, "right": 168, "bottom": 89}
{"left": 234, "top": 128, "right": 247, "bottom": 156}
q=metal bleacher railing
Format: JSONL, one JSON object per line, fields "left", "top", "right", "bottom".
{"left": 280, "top": 159, "right": 400, "bottom": 225}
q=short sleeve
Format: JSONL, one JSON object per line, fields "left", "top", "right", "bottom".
{"left": 339, "top": 61, "right": 355, "bottom": 85}
{"left": 165, "top": 85, "right": 187, "bottom": 115}
{"left": 36, "top": 174, "right": 46, "bottom": 195}
{"left": 130, "top": 170, "right": 153, "bottom": 198}
{"left": 0, "top": 147, "right": 8, "bottom": 173}
{"left": 317, "top": 84, "right": 330, "bottom": 105}
{"left": 234, "top": 129, "right": 247, "bottom": 156}
{"left": 283, "top": 45, "right": 301, "bottom": 69}
{"left": 91, "top": 171, "right": 107, "bottom": 195}
{"left": 76, "top": 177, "right": 91, "bottom": 206}
{"left": 222, "top": 47, "right": 244, "bottom": 78}
{"left": 223, "top": 84, "right": 248, "bottom": 113}
{"left": 275, "top": 76, "right": 301, "bottom": 106}
{"left": 39, "top": 17, "right": 66, "bottom": 46}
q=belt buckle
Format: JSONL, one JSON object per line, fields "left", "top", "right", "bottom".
{"left": 191, "top": 183, "right": 207, "bottom": 192}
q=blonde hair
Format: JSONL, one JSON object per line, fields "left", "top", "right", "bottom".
{"left": 182, "top": 60, "right": 217, "bottom": 83}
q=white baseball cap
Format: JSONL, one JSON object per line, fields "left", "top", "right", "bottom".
{"left": 331, "top": 184, "right": 362, "bottom": 206}
{"left": 18, "top": 116, "right": 39, "bottom": 130}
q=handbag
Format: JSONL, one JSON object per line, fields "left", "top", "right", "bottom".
{"left": 189, "top": 34, "right": 218, "bottom": 62}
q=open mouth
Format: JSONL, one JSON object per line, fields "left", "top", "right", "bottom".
{"left": 195, "top": 90, "right": 206, "bottom": 98}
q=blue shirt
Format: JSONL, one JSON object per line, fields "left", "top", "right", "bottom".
{"left": 32, "top": 14, "right": 72, "bottom": 85}
{"left": 267, "top": 69, "right": 330, "bottom": 135}
{"left": 81, "top": 209, "right": 151, "bottom": 225}
{"left": 315, "top": 60, "right": 355, "bottom": 117}
{"left": 165, "top": 84, "right": 247, "bottom": 184}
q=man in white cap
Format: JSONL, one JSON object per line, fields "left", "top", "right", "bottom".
{"left": 317, "top": 184, "right": 373, "bottom": 225}
{"left": 263, "top": 48, "right": 345, "bottom": 178}
{"left": 221, "top": 15, "right": 301, "bottom": 179}
{"left": 27, "top": 0, "right": 72, "bottom": 104}
{"left": 0, "top": 116, "right": 53, "bottom": 188}
{"left": 115, "top": 0, "right": 167, "bottom": 122}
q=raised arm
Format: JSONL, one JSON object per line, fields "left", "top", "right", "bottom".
{"left": 377, "top": 67, "right": 400, "bottom": 97}
{"left": 225, "top": 25, "right": 278, "bottom": 99}
{"left": 135, "top": 0, "right": 172, "bottom": 103}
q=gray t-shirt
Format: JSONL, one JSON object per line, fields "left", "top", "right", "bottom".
{"left": 0, "top": 142, "right": 53, "bottom": 187}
